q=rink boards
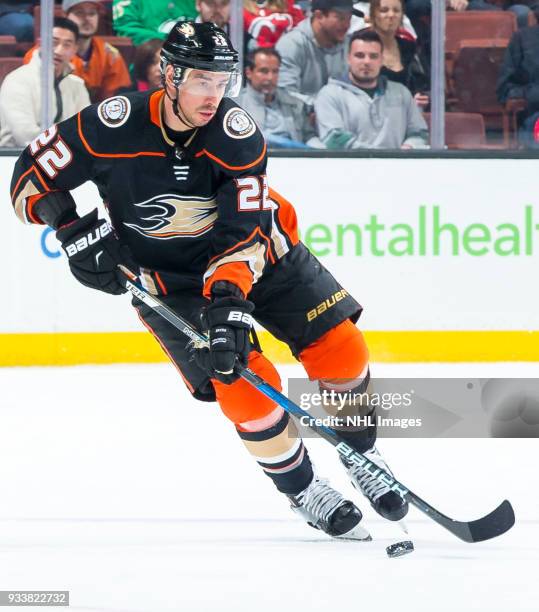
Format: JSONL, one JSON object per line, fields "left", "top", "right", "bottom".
{"left": 2, "top": 155, "right": 538, "bottom": 365}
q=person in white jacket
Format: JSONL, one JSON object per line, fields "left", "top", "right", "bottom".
{"left": 315, "top": 28, "right": 428, "bottom": 149}
{"left": 0, "top": 17, "right": 90, "bottom": 148}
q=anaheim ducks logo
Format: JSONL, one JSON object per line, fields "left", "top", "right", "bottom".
{"left": 124, "top": 194, "right": 217, "bottom": 240}
{"left": 177, "top": 23, "right": 195, "bottom": 37}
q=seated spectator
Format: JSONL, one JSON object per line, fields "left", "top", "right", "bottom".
{"left": 237, "top": 47, "right": 315, "bottom": 147}
{"left": 276, "top": 0, "right": 353, "bottom": 105}
{"left": 132, "top": 37, "right": 162, "bottom": 90}
{"left": 244, "top": 0, "right": 305, "bottom": 50}
{"left": 367, "top": 0, "right": 429, "bottom": 105}
{"left": 350, "top": 1, "right": 417, "bottom": 38}
{"left": 406, "top": 0, "right": 537, "bottom": 29}
{"left": 196, "top": 0, "right": 230, "bottom": 31}
{"left": 0, "top": 1, "right": 35, "bottom": 42}
{"left": 112, "top": 0, "right": 198, "bottom": 45}
{"left": 497, "top": 12, "right": 539, "bottom": 146}
{"left": 0, "top": 17, "right": 90, "bottom": 147}
{"left": 498, "top": 2, "right": 539, "bottom": 29}
{"left": 315, "top": 29, "right": 429, "bottom": 148}
{"left": 64, "top": 0, "right": 131, "bottom": 102}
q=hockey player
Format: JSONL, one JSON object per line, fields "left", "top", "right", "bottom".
{"left": 10, "top": 21, "right": 407, "bottom": 539}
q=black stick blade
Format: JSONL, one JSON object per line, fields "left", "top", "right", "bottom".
{"left": 446, "top": 500, "right": 515, "bottom": 543}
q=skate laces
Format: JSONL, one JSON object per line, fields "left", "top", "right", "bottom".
{"left": 348, "top": 448, "right": 392, "bottom": 503}
{"left": 295, "top": 477, "right": 345, "bottom": 524}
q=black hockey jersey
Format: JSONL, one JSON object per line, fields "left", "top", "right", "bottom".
{"left": 10, "top": 90, "right": 299, "bottom": 297}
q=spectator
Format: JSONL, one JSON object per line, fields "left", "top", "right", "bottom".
{"left": 238, "top": 47, "right": 315, "bottom": 147}
{"left": 367, "top": 0, "right": 429, "bottom": 105}
{"left": 244, "top": 0, "right": 305, "bottom": 50}
{"left": 132, "top": 37, "right": 162, "bottom": 90}
{"left": 0, "top": 1, "right": 35, "bottom": 42}
{"left": 63, "top": 0, "right": 131, "bottom": 102}
{"left": 196, "top": 0, "right": 230, "bottom": 31}
{"left": 276, "top": 0, "right": 353, "bottom": 105}
{"left": 112, "top": 0, "right": 198, "bottom": 45}
{"left": 497, "top": 12, "right": 539, "bottom": 146}
{"left": 497, "top": 2, "right": 539, "bottom": 29}
{"left": 350, "top": 1, "right": 417, "bottom": 38}
{"left": 406, "top": 1, "right": 536, "bottom": 29}
{"left": 315, "top": 29, "right": 429, "bottom": 148}
{"left": 0, "top": 17, "right": 90, "bottom": 147}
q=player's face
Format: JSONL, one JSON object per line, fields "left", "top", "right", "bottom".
{"left": 196, "top": 0, "right": 231, "bottom": 29}
{"left": 318, "top": 9, "right": 352, "bottom": 45}
{"left": 67, "top": 2, "right": 99, "bottom": 38}
{"left": 372, "top": 0, "right": 403, "bottom": 35}
{"left": 178, "top": 69, "right": 230, "bottom": 126}
{"left": 52, "top": 27, "right": 78, "bottom": 76}
{"left": 348, "top": 39, "right": 384, "bottom": 87}
{"left": 246, "top": 53, "right": 280, "bottom": 96}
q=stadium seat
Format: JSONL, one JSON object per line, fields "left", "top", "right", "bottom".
{"left": 0, "top": 57, "right": 23, "bottom": 87}
{"left": 424, "top": 112, "right": 487, "bottom": 149}
{"left": 445, "top": 11, "right": 516, "bottom": 87}
{"left": 445, "top": 11, "right": 517, "bottom": 58}
{"left": 450, "top": 40, "right": 516, "bottom": 146}
{"left": 0, "top": 35, "right": 17, "bottom": 57}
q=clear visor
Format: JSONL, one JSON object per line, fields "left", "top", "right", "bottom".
{"left": 179, "top": 68, "right": 242, "bottom": 98}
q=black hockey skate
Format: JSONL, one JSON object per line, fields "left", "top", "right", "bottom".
{"left": 340, "top": 446, "right": 409, "bottom": 522}
{"left": 288, "top": 476, "right": 371, "bottom": 541}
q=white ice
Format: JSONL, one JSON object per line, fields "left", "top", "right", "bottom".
{"left": 0, "top": 362, "right": 537, "bottom": 612}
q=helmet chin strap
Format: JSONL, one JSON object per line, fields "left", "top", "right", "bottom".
{"left": 164, "top": 85, "right": 198, "bottom": 130}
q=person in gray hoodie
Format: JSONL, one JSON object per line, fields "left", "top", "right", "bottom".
{"left": 315, "top": 28, "right": 428, "bottom": 149}
{"left": 275, "top": 0, "right": 353, "bottom": 106}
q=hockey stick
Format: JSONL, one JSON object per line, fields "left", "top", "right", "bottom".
{"left": 119, "top": 266, "right": 515, "bottom": 543}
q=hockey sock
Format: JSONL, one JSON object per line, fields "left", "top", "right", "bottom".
{"left": 236, "top": 408, "right": 313, "bottom": 495}
{"left": 319, "top": 367, "right": 377, "bottom": 454}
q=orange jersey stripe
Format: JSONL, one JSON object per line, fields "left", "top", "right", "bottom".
{"left": 195, "top": 142, "right": 267, "bottom": 171}
{"left": 154, "top": 271, "right": 168, "bottom": 295}
{"left": 11, "top": 165, "right": 50, "bottom": 224}
{"left": 26, "top": 193, "right": 48, "bottom": 224}
{"left": 149, "top": 90, "right": 164, "bottom": 128}
{"left": 31, "top": 164, "right": 50, "bottom": 193}
{"left": 11, "top": 162, "right": 50, "bottom": 201}
{"left": 269, "top": 188, "right": 299, "bottom": 246}
{"left": 77, "top": 112, "right": 166, "bottom": 159}
{"left": 11, "top": 166, "right": 34, "bottom": 201}
{"left": 207, "top": 226, "right": 275, "bottom": 268}
{"left": 203, "top": 261, "right": 253, "bottom": 299}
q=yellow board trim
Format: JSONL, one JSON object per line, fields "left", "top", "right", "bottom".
{"left": 1, "top": 330, "right": 538, "bottom": 366}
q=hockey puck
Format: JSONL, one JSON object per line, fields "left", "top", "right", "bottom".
{"left": 386, "top": 540, "right": 414, "bottom": 558}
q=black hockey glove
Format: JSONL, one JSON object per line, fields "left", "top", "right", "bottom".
{"left": 195, "top": 296, "right": 255, "bottom": 384}
{"left": 56, "top": 209, "right": 133, "bottom": 295}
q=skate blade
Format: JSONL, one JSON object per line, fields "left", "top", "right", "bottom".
{"left": 333, "top": 523, "right": 372, "bottom": 542}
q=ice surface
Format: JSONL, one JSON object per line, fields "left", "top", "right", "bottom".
{"left": 0, "top": 363, "right": 537, "bottom": 611}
